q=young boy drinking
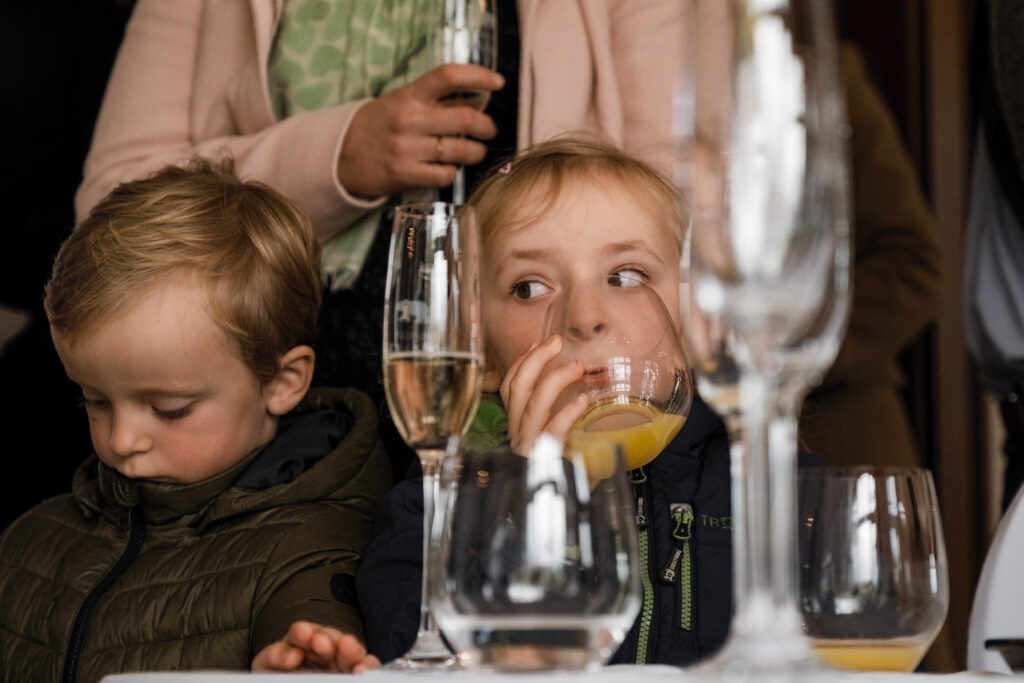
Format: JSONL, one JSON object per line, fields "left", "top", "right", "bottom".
{"left": 0, "top": 160, "right": 389, "bottom": 679}
{"left": 356, "top": 138, "right": 735, "bottom": 667}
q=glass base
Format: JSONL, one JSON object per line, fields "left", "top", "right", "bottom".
{"left": 694, "top": 632, "right": 827, "bottom": 683}
{"left": 442, "top": 623, "right": 621, "bottom": 673}
{"left": 379, "top": 630, "right": 461, "bottom": 671}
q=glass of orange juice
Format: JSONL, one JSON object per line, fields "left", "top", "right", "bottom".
{"left": 541, "top": 276, "right": 693, "bottom": 478}
{"left": 798, "top": 467, "right": 949, "bottom": 672}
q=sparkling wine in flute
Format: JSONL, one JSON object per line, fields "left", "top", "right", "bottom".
{"left": 567, "top": 396, "right": 686, "bottom": 478}
{"left": 811, "top": 638, "right": 930, "bottom": 672}
{"left": 382, "top": 201, "right": 481, "bottom": 670}
{"left": 437, "top": 89, "right": 491, "bottom": 112}
{"left": 384, "top": 351, "right": 482, "bottom": 458}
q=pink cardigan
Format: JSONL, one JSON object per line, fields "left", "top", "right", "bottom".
{"left": 75, "top": 0, "right": 682, "bottom": 241}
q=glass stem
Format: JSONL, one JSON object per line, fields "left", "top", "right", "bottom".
{"left": 415, "top": 454, "right": 443, "bottom": 644}
{"left": 453, "top": 166, "right": 466, "bottom": 206}
{"left": 767, "top": 406, "right": 799, "bottom": 611}
{"left": 728, "top": 372, "right": 809, "bottom": 659}
{"left": 396, "top": 450, "right": 453, "bottom": 662}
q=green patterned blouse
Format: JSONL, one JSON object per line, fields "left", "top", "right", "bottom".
{"left": 268, "top": 0, "right": 443, "bottom": 289}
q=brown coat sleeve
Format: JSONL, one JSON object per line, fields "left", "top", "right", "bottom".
{"left": 250, "top": 502, "right": 374, "bottom": 654}
{"left": 248, "top": 405, "right": 393, "bottom": 656}
{"left": 818, "top": 45, "right": 942, "bottom": 390}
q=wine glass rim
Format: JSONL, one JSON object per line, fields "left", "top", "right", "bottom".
{"left": 799, "top": 464, "right": 935, "bottom": 480}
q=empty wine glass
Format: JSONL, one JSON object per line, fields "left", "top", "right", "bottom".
{"left": 382, "top": 201, "right": 483, "bottom": 669}
{"left": 798, "top": 467, "right": 949, "bottom": 672}
{"left": 539, "top": 276, "right": 694, "bottom": 477}
{"left": 676, "top": 0, "right": 851, "bottom": 675}
{"left": 431, "top": 436, "right": 641, "bottom": 671}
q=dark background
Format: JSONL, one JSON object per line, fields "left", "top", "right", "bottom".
{"left": 0, "top": 2, "right": 135, "bottom": 526}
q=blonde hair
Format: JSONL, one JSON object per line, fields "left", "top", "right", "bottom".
{"left": 45, "top": 158, "right": 321, "bottom": 386}
{"left": 468, "top": 136, "right": 687, "bottom": 247}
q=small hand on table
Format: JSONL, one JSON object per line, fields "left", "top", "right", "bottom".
{"left": 252, "top": 620, "right": 381, "bottom": 673}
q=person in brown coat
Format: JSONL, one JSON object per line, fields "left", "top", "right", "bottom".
{"left": 0, "top": 160, "right": 390, "bottom": 681}
{"left": 798, "top": 46, "right": 943, "bottom": 468}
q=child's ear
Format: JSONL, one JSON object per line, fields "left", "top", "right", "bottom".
{"left": 265, "top": 345, "right": 315, "bottom": 416}
{"left": 482, "top": 349, "right": 502, "bottom": 393}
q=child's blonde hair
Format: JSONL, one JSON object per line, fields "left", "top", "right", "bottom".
{"left": 45, "top": 158, "right": 321, "bottom": 386}
{"left": 468, "top": 136, "right": 687, "bottom": 247}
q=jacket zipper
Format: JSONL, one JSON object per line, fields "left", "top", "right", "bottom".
{"left": 62, "top": 506, "right": 147, "bottom": 683}
{"left": 659, "top": 503, "right": 695, "bottom": 631}
{"left": 629, "top": 467, "right": 656, "bottom": 664}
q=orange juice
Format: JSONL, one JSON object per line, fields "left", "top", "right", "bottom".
{"left": 566, "top": 397, "right": 685, "bottom": 478}
{"left": 811, "top": 638, "right": 929, "bottom": 672}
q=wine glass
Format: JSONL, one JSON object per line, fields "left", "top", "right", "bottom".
{"left": 382, "top": 201, "right": 483, "bottom": 669}
{"left": 540, "top": 276, "right": 694, "bottom": 477}
{"left": 676, "top": 0, "right": 851, "bottom": 674}
{"left": 798, "top": 467, "right": 949, "bottom": 672}
{"left": 431, "top": 435, "right": 641, "bottom": 671}
{"left": 438, "top": 0, "right": 497, "bottom": 205}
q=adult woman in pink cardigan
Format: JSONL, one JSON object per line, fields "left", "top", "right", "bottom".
{"left": 76, "top": 0, "right": 683, "bottom": 478}
{"left": 75, "top": 0, "right": 680, "bottom": 234}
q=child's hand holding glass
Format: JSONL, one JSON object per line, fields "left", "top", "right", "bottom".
{"left": 498, "top": 333, "right": 588, "bottom": 455}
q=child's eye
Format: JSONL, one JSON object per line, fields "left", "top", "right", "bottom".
{"left": 512, "top": 281, "right": 551, "bottom": 300}
{"left": 79, "top": 397, "right": 110, "bottom": 412}
{"left": 608, "top": 269, "right": 647, "bottom": 287}
{"left": 152, "top": 404, "right": 194, "bottom": 421}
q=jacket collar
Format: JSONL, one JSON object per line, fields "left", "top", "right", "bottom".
{"left": 73, "top": 442, "right": 268, "bottom": 526}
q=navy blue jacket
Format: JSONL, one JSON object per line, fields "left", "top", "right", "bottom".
{"left": 355, "top": 396, "right": 738, "bottom": 667}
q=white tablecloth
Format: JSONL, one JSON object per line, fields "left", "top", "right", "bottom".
{"left": 100, "top": 665, "right": 1019, "bottom": 683}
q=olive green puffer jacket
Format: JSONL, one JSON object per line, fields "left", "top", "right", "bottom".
{"left": 0, "top": 388, "right": 391, "bottom": 683}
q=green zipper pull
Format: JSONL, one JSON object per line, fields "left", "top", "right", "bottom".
{"left": 635, "top": 494, "right": 649, "bottom": 528}
{"left": 668, "top": 503, "right": 695, "bottom": 631}
{"left": 672, "top": 503, "right": 694, "bottom": 541}
{"left": 631, "top": 466, "right": 649, "bottom": 528}
{"left": 660, "top": 503, "right": 693, "bottom": 583}
{"left": 660, "top": 548, "right": 683, "bottom": 584}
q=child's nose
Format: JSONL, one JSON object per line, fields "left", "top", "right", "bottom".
{"left": 564, "top": 291, "right": 608, "bottom": 341}
{"left": 109, "top": 409, "right": 152, "bottom": 458}
{"left": 567, "top": 317, "right": 606, "bottom": 340}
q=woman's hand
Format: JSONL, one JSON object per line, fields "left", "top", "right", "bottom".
{"left": 500, "top": 334, "right": 589, "bottom": 454}
{"left": 251, "top": 620, "right": 381, "bottom": 673}
{"left": 337, "top": 64, "right": 504, "bottom": 198}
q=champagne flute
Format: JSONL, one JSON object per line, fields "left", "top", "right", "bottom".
{"left": 540, "top": 276, "right": 694, "bottom": 477}
{"left": 799, "top": 467, "right": 949, "bottom": 672}
{"left": 431, "top": 437, "right": 641, "bottom": 671}
{"left": 677, "top": 0, "right": 850, "bottom": 674}
{"left": 382, "top": 201, "right": 483, "bottom": 669}
{"left": 438, "top": 0, "right": 497, "bottom": 205}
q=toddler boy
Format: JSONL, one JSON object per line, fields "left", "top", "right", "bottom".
{"left": 0, "top": 160, "right": 389, "bottom": 680}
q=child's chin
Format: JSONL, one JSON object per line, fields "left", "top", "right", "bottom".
{"left": 140, "top": 475, "right": 179, "bottom": 484}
